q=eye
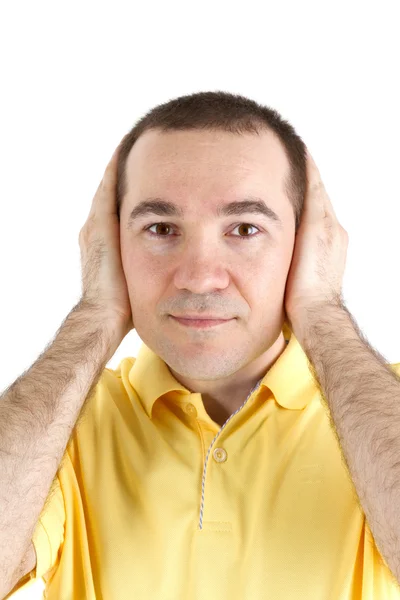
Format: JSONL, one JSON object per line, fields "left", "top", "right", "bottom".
{"left": 230, "top": 223, "right": 261, "bottom": 239}
{"left": 145, "top": 223, "right": 175, "bottom": 237}
{"left": 144, "top": 222, "right": 261, "bottom": 240}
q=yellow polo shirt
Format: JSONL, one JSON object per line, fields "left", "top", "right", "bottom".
{"left": 8, "top": 322, "right": 400, "bottom": 599}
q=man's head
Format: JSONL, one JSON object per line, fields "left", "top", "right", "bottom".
{"left": 117, "top": 91, "right": 307, "bottom": 382}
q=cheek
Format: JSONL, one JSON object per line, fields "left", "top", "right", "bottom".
{"left": 121, "top": 237, "right": 156, "bottom": 276}
{"left": 246, "top": 256, "right": 291, "bottom": 305}
{"left": 121, "top": 246, "right": 166, "bottom": 305}
{"left": 243, "top": 247, "right": 289, "bottom": 278}
{"left": 121, "top": 235, "right": 290, "bottom": 291}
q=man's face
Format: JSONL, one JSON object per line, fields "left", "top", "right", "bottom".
{"left": 120, "top": 129, "right": 296, "bottom": 381}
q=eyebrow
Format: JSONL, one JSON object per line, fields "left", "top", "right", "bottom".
{"left": 127, "top": 196, "right": 283, "bottom": 229}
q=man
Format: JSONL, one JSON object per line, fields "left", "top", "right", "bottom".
{"left": 2, "top": 91, "right": 400, "bottom": 599}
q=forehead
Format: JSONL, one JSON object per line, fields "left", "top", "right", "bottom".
{"left": 124, "top": 129, "right": 291, "bottom": 213}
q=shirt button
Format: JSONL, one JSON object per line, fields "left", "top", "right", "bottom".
{"left": 213, "top": 447, "right": 227, "bottom": 463}
{"left": 185, "top": 403, "right": 197, "bottom": 417}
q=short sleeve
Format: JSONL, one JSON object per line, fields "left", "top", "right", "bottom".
{"left": 390, "top": 363, "right": 400, "bottom": 378}
{"left": 5, "top": 473, "right": 65, "bottom": 598}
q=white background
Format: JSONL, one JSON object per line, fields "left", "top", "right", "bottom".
{"left": 1, "top": 1, "right": 399, "bottom": 598}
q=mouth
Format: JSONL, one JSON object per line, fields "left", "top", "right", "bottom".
{"left": 170, "top": 316, "right": 234, "bottom": 329}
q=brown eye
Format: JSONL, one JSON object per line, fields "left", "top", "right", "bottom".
{"left": 237, "top": 224, "right": 252, "bottom": 236}
{"left": 155, "top": 223, "right": 170, "bottom": 235}
{"left": 146, "top": 223, "right": 173, "bottom": 236}
{"left": 232, "top": 223, "right": 260, "bottom": 238}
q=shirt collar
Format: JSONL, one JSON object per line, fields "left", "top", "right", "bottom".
{"left": 128, "top": 320, "right": 315, "bottom": 419}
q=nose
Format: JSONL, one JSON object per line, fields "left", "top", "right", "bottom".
{"left": 172, "top": 235, "right": 230, "bottom": 294}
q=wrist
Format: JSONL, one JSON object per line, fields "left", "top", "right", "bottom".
{"left": 289, "top": 301, "right": 348, "bottom": 348}
{"left": 73, "top": 300, "right": 130, "bottom": 354}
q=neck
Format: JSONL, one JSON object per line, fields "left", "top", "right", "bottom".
{"left": 172, "top": 331, "right": 288, "bottom": 427}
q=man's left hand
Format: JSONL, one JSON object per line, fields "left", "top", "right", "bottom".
{"left": 284, "top": 149, "right": 349, "bottom": 343}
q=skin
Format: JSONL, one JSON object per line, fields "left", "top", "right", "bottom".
{"left": 283, "top": 148, "right": 349, "bottom": 341}
{"left": 90, "top": 136, "right": 400, "bottom": 585}
{"left": 119, "top": 128, "right": 296, "bottom": 426}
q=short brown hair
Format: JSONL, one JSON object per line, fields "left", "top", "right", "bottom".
{"left": 116, "top": 90, "right": 307, "bottom": 232}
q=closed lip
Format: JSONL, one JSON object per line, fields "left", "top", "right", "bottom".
{"left": 171, "top": 314, "right": 233, "bottom": 320}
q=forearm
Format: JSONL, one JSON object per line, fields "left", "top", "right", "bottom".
{"left": 0, "top": 301, "right": 123, "bottom": 590}
{"left": 299, "top": 303, "right": 400, "bottom": 582}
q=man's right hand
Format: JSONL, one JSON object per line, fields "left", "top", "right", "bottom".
{"left": 78, "top": 137, "right": 134, "bottom": 338}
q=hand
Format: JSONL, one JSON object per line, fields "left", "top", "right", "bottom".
{"left": 284, "top": 148, "right": 349, "bottom": 343}
{"left": 78, "top": 137, "right": 134, "bottom": 336}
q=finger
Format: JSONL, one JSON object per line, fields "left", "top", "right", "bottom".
{"left": 100, "top": 135, "right": 127, "bottom": 196}
{"left": 89, "top": 135, "right": 128, "bottom": 218}
{"left": 304, "top": 148, "right": 338, "bottom": 222}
